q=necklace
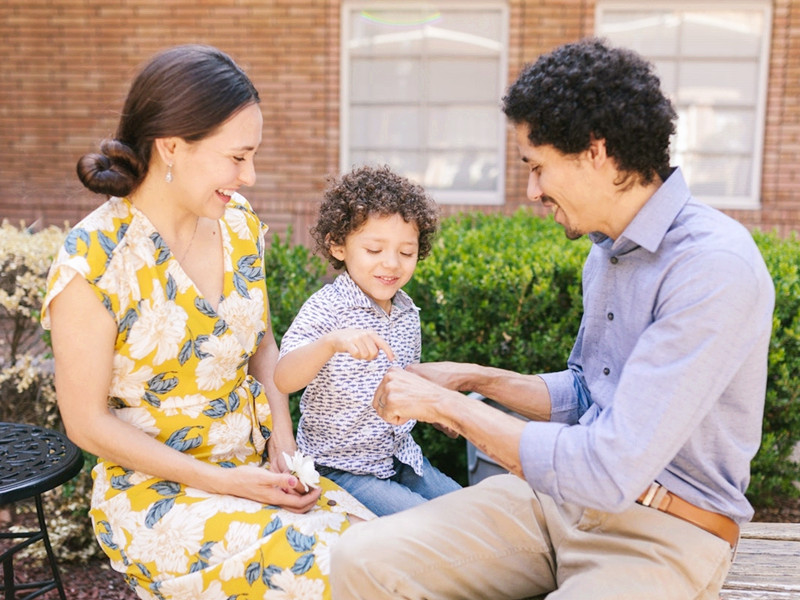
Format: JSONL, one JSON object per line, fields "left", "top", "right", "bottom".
{"left": 177, "top": 218, "right": 199, "bottom": 263}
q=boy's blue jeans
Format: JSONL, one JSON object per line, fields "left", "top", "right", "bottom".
{"left": 320, "top": 456, "right": 461, "bottom": 516}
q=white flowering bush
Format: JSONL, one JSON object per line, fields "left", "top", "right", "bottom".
{"left": 1, "top": 220, "right": 102, "bottom": 562}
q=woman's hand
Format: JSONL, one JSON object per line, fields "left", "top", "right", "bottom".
{"left": 222, "top": 464, "right": 322, "bottom": 512}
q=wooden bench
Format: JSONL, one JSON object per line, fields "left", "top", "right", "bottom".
{"left": 722, "top": 522, "right": 800, "bottom": 599}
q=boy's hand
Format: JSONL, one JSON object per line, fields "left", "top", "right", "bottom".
{"left": 330, "top": 329, "right": 395, "bottom": 362}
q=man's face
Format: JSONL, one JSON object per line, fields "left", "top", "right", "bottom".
{"left": 514, "top": 123, "right": 599, "bottom": 240}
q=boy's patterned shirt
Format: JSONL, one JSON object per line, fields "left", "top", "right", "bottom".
{"left": 279, "top": 271, "right": 424, "bottom": 477}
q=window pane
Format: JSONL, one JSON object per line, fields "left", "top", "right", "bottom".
{"left": 350, "top": 106, "right": 421, "bottom": 149}
{"left": 677, "top": 60, "right": 759, "bottom": 105}
{"left": 429, "top": 58, "right": 499, "bottom": 102}
{"left": 677, "top": 154, "right": 752, "bottom": 196}
{"left": 598, "top": 10, "right": 679, "bottom": 55}
{"left": 351, "top": 58, "right": 421, "bottom": 102}
{"left": 676, "top": 106, "right": 755, "bottom": 154}
{"left": 681, "top": 12, "right": 764, "bottom": 57}
{"left": 427, "top": 106, "right": 501, "bottom": 150}
{"left": 425, "top": 151, "right": 499, "bottom": 192}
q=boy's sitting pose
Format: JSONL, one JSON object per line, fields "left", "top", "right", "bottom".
{"left": 274, "top": 164, "right": 461, "bottom": 516}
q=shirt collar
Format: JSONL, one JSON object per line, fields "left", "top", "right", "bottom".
{"left": 332, "top": 270, "right": 416, "bottom": 316}
{"left": 588, "top": 167, "right": 690, "bottom": 255}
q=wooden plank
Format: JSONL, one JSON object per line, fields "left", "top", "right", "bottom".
{"left": 721, "top": 522, "right": 800, "bottom": 599}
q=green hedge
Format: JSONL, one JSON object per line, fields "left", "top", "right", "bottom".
{"left": 270, "top": 212, "right": 800, "bottom": 506}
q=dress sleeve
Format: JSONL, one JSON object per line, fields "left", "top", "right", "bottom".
{"left": 41, "top": 226, "right": 120, "bottom": 330}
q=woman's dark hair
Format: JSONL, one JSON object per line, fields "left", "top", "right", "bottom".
{"left": 77, "top": 44, "right": 260, "bottom": 197}
{"left": 311, "top": 165, "right": 440, "bottom": 270}
{"left": 502, "top": 37, "right": 676, "bottom": 185}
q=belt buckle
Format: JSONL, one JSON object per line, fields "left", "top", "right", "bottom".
{"left": 640, "top": 482, "right": 661, "bottom": 507}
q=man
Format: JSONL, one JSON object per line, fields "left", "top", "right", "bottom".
{"left": 331, "top": 38, "right": 775, "bottom": 600}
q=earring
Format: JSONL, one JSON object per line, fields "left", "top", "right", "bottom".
{"left": 165, "top": 163, "right": 173, "bottom": 183}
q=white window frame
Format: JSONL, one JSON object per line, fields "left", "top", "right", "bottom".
{"left": 596, "top": 1, "right": 772, "bottom": 210}
{"left": 340, "top": 1, "right": 509, "bottom": 205}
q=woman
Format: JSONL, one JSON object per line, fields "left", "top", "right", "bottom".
{"left": 42, "top": 44, "right": 372, "bottom": 599}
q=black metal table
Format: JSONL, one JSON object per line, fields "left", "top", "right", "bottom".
{"left": 0, "top": 422, "right": 84, "bottom": 600}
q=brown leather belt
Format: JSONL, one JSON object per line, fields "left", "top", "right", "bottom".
{"left": 637, "top": 483, "right": 739, "bottom": 549}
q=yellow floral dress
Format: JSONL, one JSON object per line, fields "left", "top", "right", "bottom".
{"left": 42, "top": 195, "right": 373, "bottom": 600}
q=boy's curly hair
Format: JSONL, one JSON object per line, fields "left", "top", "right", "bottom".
{"left": 502, "top": 37, "right": 677, "bottom": 185}
{"left": 311, "top": 165, "right": 440, "bottom": 270}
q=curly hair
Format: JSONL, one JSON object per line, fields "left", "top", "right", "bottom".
{"left": 311, "top": 165, "right": 440, "bottom": 270}
{"left": 502, "top": 37, "right": 676, "bottom": 185}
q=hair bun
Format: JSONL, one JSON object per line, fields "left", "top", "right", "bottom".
{"left": 76, "top": 139, "right": 144, "bottom": 197}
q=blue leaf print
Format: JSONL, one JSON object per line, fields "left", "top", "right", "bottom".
{"left": 237, "top": 255, "right": 264, "bottom": 282}
{"left": 203, "top": 398, "right": 228, "bottom": 418}
{"left": 199, "top": 541, "right": 215, "bottom": 559}
{"left": 98, "top": 230, "right": 117, "bottom": 259}
{"left": 189, "top": 559, "right": 208, "bottom": 573}
{"left": 151, "top": 232, "right": 171, "bottom": 265}
{"left": 228, "top": 390, "right": 240, "bottom": 412}
{"left": 245, "top": 562, "right": 261, "bottom": 585}
{"left": 64, "top": 227, "right": 90, "bottom": 255}
{"left": 262, "top": 565, "right": 283, "bottom": 588}
{"left": 149, "top": 481, "right": 181, "bottom": 497}
{"left": 145, "top": 497, "right": 175, "bottom": 528}
{"left": 262, "top": 516, "right": 282, "bottom": 537}
{"left": 116, "top": 222, "right": 128, "bottom": 242}
{"left": 143, "top": 391, "right": 161, "bottom": 408}
{"left": 249, "top": 378, "right": 262, "bottom": 398}
{"left": 165, "top": 426, "right": 202, "bottom": 452}
{"left": 218, "top": 461, "right": 236, "bottom": 468}
{"left": 194, "top": 336, "right": 211, "bottom": 360}
{"left": 194, "top": 297, "right": 217, "bottom": 318}
{"left": 118, "top": 308, "right": 138, "bottom": 337}
{"left": 110, "top": 473, "right": 133, "bottom": 490}
{"left": 178, "top": 339, "right": 193, "bottom": 365}
{"left": 166, "top": 274, "right": 177, "bottom": 301}
{"left": 260, "top": 425, "right": 272, "bottom": 443}
{"left": 233, "top": 272, "right": 251, "bottom": 299}
{"left": 291, "top": 553, "right": 315, "bottom": 576}
{"left": 213, "top": 319, "right": 228, "bottom": 336}
{"left": 102, "top": 294, "right": 114, "bottom": 314}
{"left": 136, "top": 562, "right": 153, "bottom": 578}
{"left": 97, "top": 520, "right": 118, "bottom": 550}
{"left": 286, "top": 526, "right": 316, "bottom": 553}
{"left": 148, "top": 373, "right": 178, "bottom": 395}
{"left": 255, "top": 330, "right": 265, "bottom": 347}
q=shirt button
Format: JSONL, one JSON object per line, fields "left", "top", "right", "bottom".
{"left": 607, "top": 312, "right": 614, "bottom": 320}
{"left": 610, "top": 257, "right": 619, "bottom": 264}
{"left": 603, "top": 367, "right": 610, "bottom": 375}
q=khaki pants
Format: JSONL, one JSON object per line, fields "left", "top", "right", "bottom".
{"left": 331, "top": 474, "right": 733, "bottom": 599}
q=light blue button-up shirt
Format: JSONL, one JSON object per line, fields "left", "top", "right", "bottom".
{"left": 520, "top": 168, "right": 775, "bottom": 523}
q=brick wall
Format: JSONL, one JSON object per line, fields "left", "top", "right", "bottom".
{"left": 1, "top": 0, "right": 798, "bottom": 244}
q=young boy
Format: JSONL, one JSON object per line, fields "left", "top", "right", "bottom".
{"left": 274, "top": 164, "right": 461, "bottom": 516}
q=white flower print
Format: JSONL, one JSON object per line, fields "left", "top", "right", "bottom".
{"left": 195, "top": 335, "right": 244, "bottom": 391}
{"left": 158, "top": 574, "right": 226, "bottom": 600}
{"left": 80, "top": 196, "right": 131, "bottom": 232}
{"left": 217, "top": 286, "right": 265, "bottom": 351}
{"left": 263, "top": 569, "right": 325, "bottom": 600}
{"left": 208, "top": 412, "right": 252, "bottom": 463}
{"left": 225, "top": 201, "right": 251, "bottom": 240}
{"left": 113, "top": 406, "right": 159, "bottom": 436}
{"left": 96, "top": 493, "right": 138, "bottom": 551}
{"left": 165, "top": 260, "right": 195, "bottom": 295}
{"left": 109, "top": 355, "right": 154, "bottom": 407}
{"left": 160, "top": 394, "right": 207, "bottom": 418}
{"left": 127, "top": 283, "right": 188, "bottom": 365}
{"left": 126, "top": 503, "right": 205, "bottom": 574}
{"left": 271, "top": 508, "right": 346, "bottom": 538}
{"left": 182, "top": 489, "right": 263, "bottom": 517}
{"left": 208, "top": 521, "right": 262, "bottom": 581}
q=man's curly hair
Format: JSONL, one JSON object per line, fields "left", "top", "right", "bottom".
{"left": 311, "top": 164, "right": 440, "bottom": 270}
{"left": 502, "top": 37, "right": 677, "bottom": 185}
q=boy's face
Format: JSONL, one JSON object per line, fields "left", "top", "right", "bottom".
{"left": 330, "top": 213, "right": 420, "bottom": 313}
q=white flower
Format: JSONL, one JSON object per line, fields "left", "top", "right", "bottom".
{"left": 263, "top": 569, "right": 325, "bottom": 600}
{"left": 208, "top": 412, "right": 253, "bottom": 463}
{"left": 109, "top": 355, "right": 153, "bottom": 407}
{"left": 217, "top": 286, "right": 266, "bottom": 350}
{"left": 126, "top": 282, "right": 188, "bottom": 365}
{"left": 195, "top": 335, "right": 244, "bottom": 390}
{"left": 282, "top": 451, "right": 321, "bottom": 492}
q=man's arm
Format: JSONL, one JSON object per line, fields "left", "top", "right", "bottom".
{"left": 373, "top": 366, "right": 551, "bottom": 476}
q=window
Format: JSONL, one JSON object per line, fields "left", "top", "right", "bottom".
{"left": 597, "top": 2, "right": 772, "bottom": 209}
{"left": 341, "top": 2, "right": 509, "bottom": 204}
